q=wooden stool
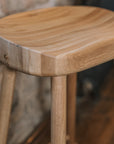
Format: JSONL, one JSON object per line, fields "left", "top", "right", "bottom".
{"left": 0, "top": 6, "right": 114, "bottom": 144}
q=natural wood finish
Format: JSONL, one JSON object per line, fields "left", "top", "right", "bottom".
{"left": 51, "top": 76, "right": 67, "bottom": 144}
{"left": 48, "top": 135, "right": 70, "bottom": 144}
{"left": 23, "top": 68, "right": 114, "bottom": 144}
{"left": 0, "top": 6, "right": 114, "bottom": 76}
{"left": 0, "top": 65, "right": 16, "bottom": 144}
{"left": 67, "top": 73, "right": 77, "bottom": 144}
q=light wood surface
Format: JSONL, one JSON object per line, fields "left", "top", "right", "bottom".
{"left": 23, "top": 68, "right": 114, "bottom": 144}
{"left": 67, "top": 73, "right": 77, "bottom": 144}
{"left": 0, "top": 65, "right": 16, "bottom": 144}
{"left": 0, "top": 6, "right": 114, "bottom": 76}
{"left": 51, "top": 76, "right": 67, "bottom": 144}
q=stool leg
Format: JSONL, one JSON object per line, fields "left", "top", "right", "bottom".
{"left": 51, "top": 76, "right": 67, "bottom": 144}
{"left": 67, "top": 73, "right": 77, "bottom": 144}
{"left": 0, "top": 65, "right": 16, "bottom": 144}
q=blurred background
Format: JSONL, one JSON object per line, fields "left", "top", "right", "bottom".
{"left": 0, "top": 0, "right": 113, "bottom": 144}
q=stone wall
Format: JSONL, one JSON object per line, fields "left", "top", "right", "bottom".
{"left": 0, "top": 0, "right": 79, "bottom": 17}
{"left": 0, "top": 0, "right": 76, "bottom": 144}
{"left": 0, "top": 0, "right": 54, "bottom": 17}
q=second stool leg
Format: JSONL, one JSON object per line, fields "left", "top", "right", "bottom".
{"left": 67, "top": 73, "right": 77, "bottom": 144}
{"left": 51, "top": 76, "right": 67, "bottom": 144}
{"left": 0, "top": 65, "right": 16, "bottom": 144}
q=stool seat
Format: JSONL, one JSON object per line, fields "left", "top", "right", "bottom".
{"left": 0, "top": 6, "right": 114, "bottom": 76}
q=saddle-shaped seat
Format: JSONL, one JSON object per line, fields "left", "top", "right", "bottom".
{"left": 0, "top": 6, "right": 114, "bottom": 76}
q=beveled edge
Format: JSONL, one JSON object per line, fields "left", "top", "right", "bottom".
{"left": 0, "top": 6, "right": 114, "bottom": 76}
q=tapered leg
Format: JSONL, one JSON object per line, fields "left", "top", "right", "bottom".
{"left": 51, "top": 76, "right": 67, "bottom": 144}
{"left": 67, "top": 73, "right": 77, "bottom": 144}
{"left": 0, "top": 65, "right": 16, "bottom": 144}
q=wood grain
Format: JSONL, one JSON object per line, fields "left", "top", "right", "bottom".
{"left": 0, "top": 65, "right": 16, "bottom": 144}
{"left": 0, "top": 6, "right": 114, "bottom": 76}
{"left": 51, "top": 76, "right": 67, "bottom": 144}
{"left": 67, "top": 73, "right": 77, "bottom": 144}
{"left": 23, "top": 68, "right": 114, "bottom": 144}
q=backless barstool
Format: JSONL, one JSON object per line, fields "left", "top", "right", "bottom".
{"left": 0, "top": 6, "right": 114, "bottom": 144}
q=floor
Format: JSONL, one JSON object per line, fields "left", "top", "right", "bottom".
{"left": 22, "top": 68, "right": 114, "bottom": 144}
